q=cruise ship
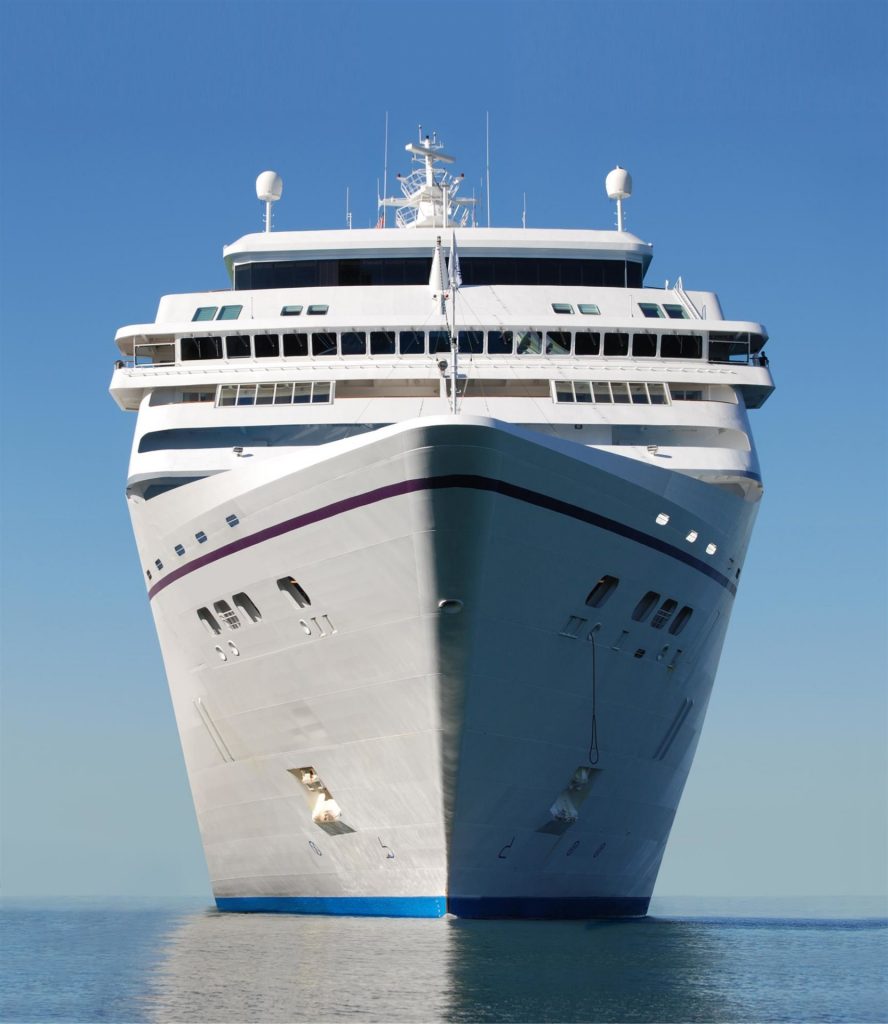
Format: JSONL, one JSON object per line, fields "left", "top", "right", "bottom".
{"left": 110, "top": 132, "right": 774, "bottom": 918}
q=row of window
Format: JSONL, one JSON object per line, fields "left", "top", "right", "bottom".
{"left": 232, "top": 257, "right": 645, "bottom": 291}
{"left": 217, "top": 382, "right": 332, "bottom": 406}
{"left": 555, "top": 381, "right": 669, "bottom": 405}
{"left": 583, "top": 574, "right": 693, "bottom": 637}
{"left": 178, "top": 328, "right": 755, "bottom": 361}
{"left": 197, "top": 577, "right": 312, "bottom": 637}
{"left": 146, "top": 511, "right": 241, "bottom": 580}
{"left": 193, "top": 304, "right": 329, "bottom": 322}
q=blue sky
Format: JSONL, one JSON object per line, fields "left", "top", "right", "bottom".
{"left": 1, "top": 0, "right": 885, "bottom": 903}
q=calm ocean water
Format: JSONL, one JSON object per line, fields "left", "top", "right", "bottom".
{"left": 1, "top": 898, "right": 885, "bottom": 1023}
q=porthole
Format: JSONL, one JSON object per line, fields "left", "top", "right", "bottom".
{"left": 195, "top": 531, "right": 208, "bottom": 544}
{"left": 585, "top": 575, "right": 619, "bottom": 608}
{"left": 669, "top": 606, "right": 694, "bottom": 636}
{"left": 631, "top": 591, "right": 661, "bottom": 622}
{"left": 154, "top": 559, "right": 164, "bottom": 571}
{"left": 278, "top": 576, "right": 311, "bottom": 607}
{"left": 174, "top": 544, "right": 186, "bottom": 557}
{"left": 438, "top": 599, "right": 463, "bottom": 615}
{"left": 233, "top": 592, "right": 262, "bottom": 623}
{"left": 705, "top": 542, "right": 717, "bottom": 555}
{"left": 656, "top": 513, "right": 670, "bottom": 526}
{"left": 197, "top": 608, "right": 221, "bottom": 636}
{"left": 225, "top": 514, "right": 240, "bottom": 528}
{"left": 685, "top": 530, "right": 698, "bottom": 543}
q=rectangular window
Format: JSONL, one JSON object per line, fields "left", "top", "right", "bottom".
{"left": 554, "top": 381, "right": 574, "bottom": 403}
{"left": 274, "top": 383, "right": 294, "bottom": 404}
{"left": 174, "top": 544, "right": 186, "bottom": 556}
{"left": 632, "top": 333, "right": 657, "bottom": 357}
{"left": 592, "top": 382, "right": 611, "bottom": 403}
{"left": 312, "top": 382, "right": 332, "bottom": 403}
{"left": 293, "top": 383, "right": 312, "bottom": 404}
{"left": 370, "top": 331, "right": 396, "bottom": 355}
{"left": 487, "top": 330, "right": 513, "bottom": 354}
{"left": 575, "top": 331, "right": 600, "bottom": 355}
{"left": 611, "top": 382, "right": 631, "bottom": 404}
{"left": 255, "top": 383, "right": 275, "bottom": 405}
{"left": 225, "top": 514, "right": 239, "bottom": 527}
{"left": 629, "top": 383, "right": 649, "bottom": 404}
{"left": 217, "top": 305, "right": 243, "bottom": 320}
{"left": 663, "top": 304, "right": 689, "bottom": 319}
{"left": 225, "top": 335, "right": 251, "bottom": 359}
{"left": 578, "top": 303, "right": 600, "bottom": 315}
{"left": 516, "top": 330, "right": 542, "bottom": 355}
{"left": 312, "top": 332, "right": 337, "bottom": 356}
{"left": 236, "top": 384, "right": 257, "bottom": 405}
{"left": 575, "top": 381, "right": 593, "bottom": 403}
{"left": 340, "top": 331, "right": 366, "bottom": 355}
{"left": 399, "top": 330, "right": 425, "bottom": 354}
{"left": 603, "top": 332, "right": 629, "bottom": 356}
{"left": 281, "top": 305, "right": 303, "bottom": 316}
{"left": 661, "top": 334, "right": 703, "bottom": 359}
{"left": 181, "top": 336, "right": 222, "bottom": 360}
{"left": 552, "top": 303, "right": 574, "bottom": 314}
{"left": 648, "top": 383, "right": 668, "bottom": 405}
{"left": 671, "top": 388, "right": 705, "bottom": 401}
{"left": 283, "top": 332, "right": 308, "bottom": 357}
{"left": 307, "top": 304, "right": 329, "bottom": 315}
{"left": 458, "top": 331, "right": 484, "bottom": 354}
{"left": 429, "top": 330, "right": 451, "bottom": 353}
{"left": 639, "top": 303, "right": 663, "bottom": 318}
{"left": 253, "top": 333, "right": 279, "bottom": 358}
{"left": 193, "top": 306, "right": 218, "bottom": 321}
{"left": 546, "top": 331, "right": 571, "bottom": 356}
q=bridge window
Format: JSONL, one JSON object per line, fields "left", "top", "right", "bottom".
{"left": 487, "top": 330, "right": 513, "bottom": 354}
{"left": 254, "top": 334, "right": 280, "bottom": 358}
{"left": 225, "top": 335, "right": 251, "bottom": 359}
{"left": 639, "top": 303, "right": 663, "bottom": 318}
{"left": 546, "top": 331, "right": 571, "bottom": 355}
{"left": 283, "top": 332, "right": 308, "bottom": 357}
{"left": 517, "top": 331, "right": 542, "bottom": 355}
{"left": 193, "top": 306, "right": 218, "bottom": 321}
{"left": 371, "top": 331, "right": 396, "bottom": 354}
{"left": 578, "top": 304, "right": 600, "bottom": 315}
{"left": 399, "top": 330, "right": 425, "bottom": 354}
{"left": 661, "top": 334, "right": 702, "bottom": 359}
{"left": 312, "top": 332, "right": 337, "bottom": 356}
{"left": 632, "top": 333, "right": 657, "bottom": 357}
{"left": 181, "top": 336, "right": 223, "bottom": 361}
{"left": 430, "top": 331, "right": 450, "bottom": 353}
{"left": 340, "top": 331, "right": 366, "bottom": 355}
{"left": 217, "top": 305, "right": 242, "bottom": 320}
{"left": 281, "top": 305, "right": 303, "bottom": 316}
{"left": 575, "top": 331, "right": 600, "bottom": 355}
{"left": 307, "top": 304, "right": 329, "bottom": 315}
{"left": 458, "top": 331, "right": 484, "bottom": 353}
{"left": 603, "top": 332, "right": 629, "bottom": 356}
{"left": 552, "top": 303, "right": 574, "bottom": 315}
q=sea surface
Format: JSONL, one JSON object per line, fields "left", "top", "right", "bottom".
{"left": 1, "top": 898, "right": 885, "bottom": 1023}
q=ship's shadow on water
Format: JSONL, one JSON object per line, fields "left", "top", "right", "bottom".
{"left": 144, "top": 908, "right": 888, "bottom": 1023}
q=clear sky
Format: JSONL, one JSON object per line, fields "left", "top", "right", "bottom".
{"left": 1, "top": 0, "right": 885, "bottom": 904}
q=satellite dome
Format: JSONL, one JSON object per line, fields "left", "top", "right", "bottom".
{"left": 605, "top": 167, "right": 632, "bottom": 200}
{"left": 256, "top": 171, "right": 283, "bottom": 203}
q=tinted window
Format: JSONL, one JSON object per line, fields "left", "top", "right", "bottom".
{"left": 487, "top": 330, "right": 513, "bottom": 354}
{"left": 281, "top": 305, "right": 303, "bottom": 316}
{"left": 307, "top": 305, "right": 329, "bottom": 316}
{"left": 312, "top": 332, "right": 337, "bottom": 356}
{"left": 193, "top": 306, "right": 217, "bottom": 321}
{"left": 370, "top": 331, "right": 396, "bottom": 354}
{"left": 661, "top": 334, "right": 702, "bottom": 359}
{"left": 663, "top": 304, "right": 688, "bottom": 319}
{"left": 552, "top": 303, "right": 573, "bottom": 315}
{"left": 254, "top": 333, "right": 280, "bottom": 358}
{"left": 546, "top": 331, "right": 571, "bottom": 355}
{"left": 458, "top": 331, "right": 483, "bottom": 353}
{"left": 283, "top": 332, "right": 308, "bottom": 357}
{"left": 218, "top": 305, "right": 242, "bottom": 320}
{"left": 603, "top": 332, "right": 629, "bottom": 356}
{"left": 575, "top": 331, "right": 600, "bottom": 355}
{"left": 225, "top": 335, "right": 251, "bottom": 359}
{"left": 181, "top": 336, "right": 222, "bottom": 360}
{"left": 399, "top": 330, "right": 425, "bottom": 354}
{"left": 340, "top": 331, "right": 366, "bottom": 355}
{"left": 639, "top": 303, "right": 662, "bottom": 318}
{"left": 632, "top": 333, "right": 657, "bottom": 357}
{"left": 429, "top": 331, "right": 451, "bottom": 353}
{"left": 578, "top": 304, "right": 600, "bottom": 315}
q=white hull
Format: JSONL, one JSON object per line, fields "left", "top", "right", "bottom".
{"left": 133, "top": 417, "right": 754, "bottom": 917}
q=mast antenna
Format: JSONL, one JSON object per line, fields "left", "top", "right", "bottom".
{"left": 381, "top": 111, "right": 389, "bottom": 228}
{"left": 346, "top": 186, "right": 352, "bottom": 229}
{"left": 522, "top": 192, "right": 527, "bottom": 229}
{"left": 485, "top": 111, "right": 491, "bottom": 227}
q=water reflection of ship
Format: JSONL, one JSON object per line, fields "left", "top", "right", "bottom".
{"left": 147, "top": 910, "right": 738, "bottom": 1022}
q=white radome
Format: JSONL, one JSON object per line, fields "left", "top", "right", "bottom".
{"left": 256, "top": 170, "right": 283, "bottom": 203}
{"left": 605, "top": 166, "right": 632, "bottom": 200}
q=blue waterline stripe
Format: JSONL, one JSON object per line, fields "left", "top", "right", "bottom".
{"left": 148, "top": 473, "right": 736, "bottom": 600}
{"left": 215, "top": 896, "right": 447, "bottom": 917}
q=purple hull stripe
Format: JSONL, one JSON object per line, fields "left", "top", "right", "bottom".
{"left": 147, "top": 473, "right": 736, "bottom": 601}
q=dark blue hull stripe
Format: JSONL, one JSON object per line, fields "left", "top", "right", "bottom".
{"left": 149, "top": 473, "right": 736, "bottom": 600}
{"left": 215, "top": 894, "right": 650, "bottom": 919}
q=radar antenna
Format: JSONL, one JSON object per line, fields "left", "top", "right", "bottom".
{"left": 605, "top": 166, "right": 632, "bottom": 232}
{"left": 256, "top": 171, "right": 283, "bottom": 233}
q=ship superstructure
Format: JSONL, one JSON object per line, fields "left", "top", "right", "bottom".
{"left": 110, "top": 132, "right": 773, "bottom": 917}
